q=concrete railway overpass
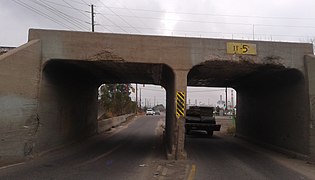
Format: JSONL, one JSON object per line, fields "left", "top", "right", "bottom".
{"left": 0, "top": 29, "right": 315, "bottom": 163}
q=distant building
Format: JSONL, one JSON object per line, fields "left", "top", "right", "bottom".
{"left": 0, "top": 46, "right": 15, "bottom": 55}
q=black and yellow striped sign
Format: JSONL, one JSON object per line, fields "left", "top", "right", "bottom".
{"left": 176, "top": 91, "right": 185, "bottom": 118}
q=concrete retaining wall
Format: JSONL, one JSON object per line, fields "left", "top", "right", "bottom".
{"left": 98, "top": 113, "right": 134, "bottom": 133}
{"left": 0, "top": 40, "right": 41, "bottom": 163}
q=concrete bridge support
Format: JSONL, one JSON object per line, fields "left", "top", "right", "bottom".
{"left": 236, "top": 68, "right": 309, "bottom": 157}
{"left": 305, "top": 55, "right": 315, "bottom": 160}
{"left": 37, "top": 60, "right": 99, "bottom": 152}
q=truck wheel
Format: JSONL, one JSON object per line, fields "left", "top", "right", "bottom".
{"left": 207, "top": 130, "right": 213, "bottom": 136}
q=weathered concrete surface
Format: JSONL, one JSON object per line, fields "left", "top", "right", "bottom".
{"left": 97, "top": 113, "right": 134, "bottom": 133}
{"left": 305, "top": 55, "right": 315, "bottom": 160}
{"left": 36, "top": 61, "right": 99, "bottom": 152}
{"left": 0, "top": 40, "right": 41, "bottom": 163}
{"left": 236, "top": 69, "right": 309, "bottom": 156}
{"left": 0, "top": 29, "right": 314, "bottom": 163}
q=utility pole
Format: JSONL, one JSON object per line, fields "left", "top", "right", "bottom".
{"left": 135, "top": 84, "right": 138, "bottom": 114}
{"left": 231, "top": 89, "right": 235, "bottom": 115}
{"left": 91, "top": 4, "right": 95, "bottom": 32}
{"left": 145, "top": 98, "right": 147, "bottom": 108}
{"left": 139, "top": 88, "right": 142, "bottom": 110}
{"left": 225, "top": 87, "right": 228, "bottom": 111}
{"left": 252, "top": 24, "right": 255, "bottom": 40}
{"left": 154, "top": 96, "right": 156, "bottom": 107}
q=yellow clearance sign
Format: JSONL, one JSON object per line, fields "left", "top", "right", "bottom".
{"left": 227, "top": 42, "right": 257, "bottom": 55}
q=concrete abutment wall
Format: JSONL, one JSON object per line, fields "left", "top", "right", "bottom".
{"left": 0, "top": 40, "right": 41, "bottom": 163}
{"left": 305, "top": 55, "right": 315, "bottom": 160}
{"left": 236, "top": 68, "right": 310, "bottom": 156}
{"left": 36, "top": 60, "right": 99, "bottom": 152}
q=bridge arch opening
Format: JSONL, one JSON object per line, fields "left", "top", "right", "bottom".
{"left": 38, "top": 59, "right": 175, "bottom": 155}
{"left": 186, "top": 60, "right": 310, "bottom": 155}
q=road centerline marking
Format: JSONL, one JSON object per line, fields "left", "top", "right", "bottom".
{"left": 188, "top": 164, "right": 196, "bottom": 180}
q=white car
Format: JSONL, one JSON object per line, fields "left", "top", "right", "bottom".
{"left": 146, "top": 109, "right": 154, "bottom": 115}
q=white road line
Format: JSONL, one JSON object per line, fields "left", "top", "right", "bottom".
{"left": 0, "top": 162, "right": 25, "bottom": 170}
{"left": 76, "top": 144, "right": 122, "bottom": 167}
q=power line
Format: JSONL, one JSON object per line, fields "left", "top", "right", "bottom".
{"left": 38, "top": 0, "right": 89, "bottom": 28}
{"left": 12, "top": 0, "right": 74, "bottom": 30}
{"left": 96, "top": 10, "right": 128, "bottom": 33}
{"left": 98, "top": 23, "right": 315, "bottom": 39}
{"left": 80, "top": 0, "right": 90, "bottom": 6}
{"left": 62, "top": 0, "right": 91, "bottom": 19}
{"left": 98, "top": 24, "right": 113, "bottom": 32}
{"left": 109, "top": 1, "right": 149, "bottom": 29}
{"left": 104, "top": 5, "right": 315, "bottom": 21}
{"left": 11, "top": 0, "right": 315, "bottom": 42}
{"left": 40, "top": 0, "right": 89, "bottom": 13}
{"left": 98, "top": 12, "right": 315, "bottom": 30}
{"left": 97, "top": 0, "right": 141, "bottom": 33}
{"left": 66, "top": 0, "right": 87, "bottom": 6}
{"left": 31, "top": 0, "right": 89, "bottom": 30}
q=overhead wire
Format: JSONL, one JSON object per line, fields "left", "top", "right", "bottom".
{"left": 97, "top": 0, "right": 141, "bottom": 33}
{"left": 98, "top": 24, "right": 113, "bottom": 32}
{"left": 11, "top": 0, "right": 315, "bottom": 41}
{"left": 104, "top": 5, "right": 315, "bottom": 21}
{"left": 96, "top": 10, "right": 128, "bottom": 33}
{"left": 80, "top": 0, "right": 90, "bottom": 6}
{"left": 62, "top": 0, "right": 91, "bottom": 19}
{"left": 12, "top": 0, "right": 74, "bottom": 30}
{"left": 92, "top": 2, "right": 315, "bottom": 40}
{"left": 31, "top": 0, "right": 89, "bottom": 30}
{"left": 66, "top": 0, "right": 88, "bottom": 6}
{"left": 98, "top": 23, "right": 314, "bottom": 39}
{"left": 98, "top": 12, "right": 315, "bottom": 30}
{"left": 108, "top": 1, "right": 149, "bottom": 29}
{"left": 39, "top": 0, "right": 88, "bottom": 13}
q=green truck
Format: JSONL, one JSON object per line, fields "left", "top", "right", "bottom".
{"left": 185, "top": 106, "right": 221, "bottom": 136}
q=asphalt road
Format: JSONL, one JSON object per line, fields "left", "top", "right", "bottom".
{"left": 185, "top": 130, "right": 312, "bottom": 180}
{"left": 0, "top": 115, "right": 314, "bottom": 180}
{"left": 0, "top": 115, "right": 165, "bottom": 180}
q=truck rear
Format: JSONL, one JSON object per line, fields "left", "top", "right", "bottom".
{"left": 185, "top": 106, "right": 221, "bottom": 136}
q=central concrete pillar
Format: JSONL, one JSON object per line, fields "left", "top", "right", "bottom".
{"left": 174, "top": 70, "right": 188, "bottom": 160}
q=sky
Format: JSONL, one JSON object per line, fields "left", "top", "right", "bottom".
{"left": 1, "top": 0, "right": 315, "bottom": 107}
{"left": 129, "top": 84, "right": 234, "bottom": 108}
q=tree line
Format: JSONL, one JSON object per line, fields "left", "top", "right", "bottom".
{"left": 99, "top": 84, "right": 136, "bottom": 118}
